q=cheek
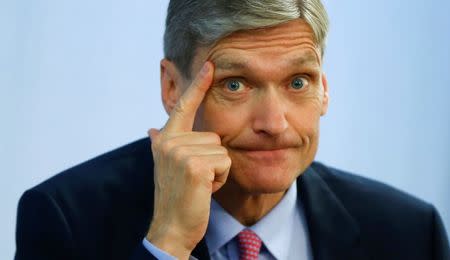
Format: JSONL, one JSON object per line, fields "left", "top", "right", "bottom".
{"left": 285, "top": 100, "right": 323, "bottom": 154}
{"left": 193, "top": 92, "right": 250, "bottom": 136}
{"left": 289, "top": 95, "right": 323, "bottom": 130}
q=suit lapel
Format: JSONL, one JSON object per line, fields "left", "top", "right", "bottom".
{"left": 297, "top": 167, "right": 369, "bottom": 260}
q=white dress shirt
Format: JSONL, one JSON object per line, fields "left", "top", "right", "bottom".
{"left": 143, "top": 181, "right": 312, "bottom": 259}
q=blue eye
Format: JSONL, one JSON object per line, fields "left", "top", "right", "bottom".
{"left": 226, "top": 80, "right": 242, "bottom": 91}
{"left": 291, "top": 77, "right": 307, "bottom": 90}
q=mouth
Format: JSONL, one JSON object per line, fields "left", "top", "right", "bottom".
{"left": 232, "top": 147, "right": 293, "bottom": 161}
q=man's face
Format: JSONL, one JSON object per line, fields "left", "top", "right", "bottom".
{"left": 182, "top": 19, "right": 328, "bottom": 194}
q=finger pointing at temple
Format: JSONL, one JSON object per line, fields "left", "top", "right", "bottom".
{"left": 164, "top": 62, "right": 214, "bottom": 133}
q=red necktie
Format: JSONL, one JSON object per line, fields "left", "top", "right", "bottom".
{"left": 237, "top": 229, "right": 262, "bottom": 260}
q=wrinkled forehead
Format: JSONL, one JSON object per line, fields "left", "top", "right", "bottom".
{"left": 190, "top": 19, "right": 322, "bottom": 75}
{"left": 216, "top": 19, "right": 317, "bottom": 46}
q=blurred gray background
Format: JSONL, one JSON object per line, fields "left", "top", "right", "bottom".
{"left": 1, "top": 0, "right": 449, "bottom": 258}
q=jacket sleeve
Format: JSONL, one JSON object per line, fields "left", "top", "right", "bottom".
{"left": 431, "top": 206, "right": 450, "bottom": 260}
{"left": 15, "top": 189, "right": 76, "bottom": 260}
{"left": 129, "top": 242, "right": 158, "bottom": 260}
{"left": 15, "top": 189, "right": 158, "bottom": 260}
{"left": 130, "top": 239, "right": 198, "bottom": 260}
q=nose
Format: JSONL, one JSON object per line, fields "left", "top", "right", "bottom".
{"left": 251, "top": 88, "right": 288, "bottom": 136}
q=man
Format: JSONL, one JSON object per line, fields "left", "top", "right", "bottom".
{"left": 15, "top": 0, "right": 449, "bottom": 259}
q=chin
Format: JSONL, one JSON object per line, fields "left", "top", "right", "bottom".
{"left": 229, "top": 164, "right": 300, "bottom": 194}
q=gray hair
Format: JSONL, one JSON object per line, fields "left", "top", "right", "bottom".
{"left": 164, "top": 0, "right": 329, "bottom": 79}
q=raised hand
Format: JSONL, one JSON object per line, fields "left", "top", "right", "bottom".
{"left": 146, "top": 62, "right": 231, "bottom": 259}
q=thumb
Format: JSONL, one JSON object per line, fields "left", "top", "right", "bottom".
{"left": 148, "top": 128, "right": 161, "bottom": 141}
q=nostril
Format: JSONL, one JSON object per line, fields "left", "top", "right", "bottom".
{"left": 252, "top": 111, "right": 288, "bottom": 136}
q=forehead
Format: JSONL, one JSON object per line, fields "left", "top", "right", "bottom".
{"left": 192, "top": 19, "right": 321, "bottom": 73}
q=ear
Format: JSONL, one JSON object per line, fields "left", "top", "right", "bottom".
{"left": 320, "top": 73, "right": 329, "bottom": 116}
{"left": 160, "top": 59, "right": 185, "bottom": 115}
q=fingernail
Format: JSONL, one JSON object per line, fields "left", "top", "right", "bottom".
{"left": 200, "top": 63, "right": 209, "bottom": 75}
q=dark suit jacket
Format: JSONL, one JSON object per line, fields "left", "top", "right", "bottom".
{"left": 15, "top": 138, "right": 450, "bottom": 260}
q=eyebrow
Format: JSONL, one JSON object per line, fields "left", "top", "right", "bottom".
{"left": 214, "top": 53, "right": 320, "bottom": 72}
{"left": 214, "top": 59, "right": 249, "bottom": 71}
{"left": 291, "top": 53, "right": 320, "bottom": 67}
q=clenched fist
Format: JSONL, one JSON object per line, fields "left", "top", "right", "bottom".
{"left": 146, "top": 62, "right": 231, "bottom": 259}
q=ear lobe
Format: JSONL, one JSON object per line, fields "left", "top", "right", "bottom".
{"left": 160, "top": 59, "right": 183, "bottom": 115}
{"left": 320, "top": 73, "right": 329, "bottom": 116}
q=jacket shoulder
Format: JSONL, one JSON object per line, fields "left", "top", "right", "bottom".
{"left": 309, "top": 161, "right": 450, "bottom": 258}
{"left": 16, "top": 138, "right": 155, "bottom": 259}
{"left": 31, "top": 138, "right": 153, "bottom": 197}
{"left": 310, "top": 161, "right": 433, "bottom": 216}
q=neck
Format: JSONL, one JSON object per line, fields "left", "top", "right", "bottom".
{"left": 213, "top": 180, "right": 287, "bottom": 226}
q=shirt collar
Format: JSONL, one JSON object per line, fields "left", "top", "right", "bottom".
{"left": 250, "top": 181, "right": 298, "bottom": 260}
{"left": 205, "top": 180, "right": 298, "bottom": 259}
{"left": 205, "top": 199, "right": 244, "bottom": 254}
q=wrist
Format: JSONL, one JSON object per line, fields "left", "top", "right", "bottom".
{"left": 146, "top": 224, "right": 194, "bottom": 259}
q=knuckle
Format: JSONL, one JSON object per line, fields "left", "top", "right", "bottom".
{"left": 160, "top": 139, "right": 176, "bottom": 156}
{"left": 185, "top": 156, "right": 202, "bottom": 173}
{"left": 219, "top": 146, "right": 229, "bottom": 155}
{"left": 206, "top": 132, "right": 221, "bottom": 144}
{"left": 224, "top": 156, "right": 232, "bottom": 166}
{"left": 159, "top": 141, "right": 170, "bottom": 155}
{"left": 217, "top": 154, "right": 231, "bottom": 167}
{"left": 150, "top": 135, "right": 162, "bottom": 149}
{"left": 170, "top": 145, "right": 187, "bottom": 163}
{"left": 150, "top": 141, "right": 159, "bottom": 152}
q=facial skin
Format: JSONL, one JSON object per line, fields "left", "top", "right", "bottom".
{"left": 161, "top": 19, "right": 328, "bottom": 224}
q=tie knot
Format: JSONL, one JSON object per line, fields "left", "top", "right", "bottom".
{"left": 237, "top": 229, "right": 262, "bottom": 260}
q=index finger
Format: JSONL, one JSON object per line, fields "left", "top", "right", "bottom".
{"left": 164, "top": 61, "right": 215, "bottom": 132}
